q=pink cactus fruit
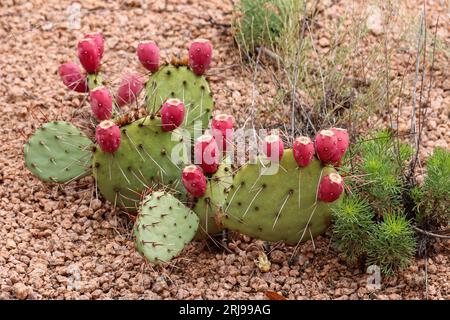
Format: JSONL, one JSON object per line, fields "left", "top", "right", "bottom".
{"left": 84, "top": 32, "right": 104, "bottom": 58}
{"left": 58, "top": 62, "right": 88, "bottom": 93}
{"left": 77, "top": 38, "right": 101, "bottom": 74}
{"left": 137, "top": 40, "right": 160, "bottom": 72}
{"left": 315, "top": 129, "right": 338, "bottom": 163}
{"left": 318, "top": 172, "right": 344, "bottom": 203}
{"left": 293, "top": 136, "right": 315, "bottom": 167}
{"left": 182, "top": 165, "right": 207, "bottom": 197}
{"left": 188, "top": 39, "right": 213, "bottom": 76}
{"left": 194, "top": 134, "right": 220, "bottom": 174}
{"left": 161, "top": 98, "right": 185, "bottom": 132}
{"left": 90, "top": 86, "right": 113, "bottom": 121}
{"left": 263, "top": 134, "right": 284, "bottom": 162}
{"left": 95, "top": 120, "right": 121, "bottom": 153}
{"left": 329, "top": 128, "right": 349, "bottom": 165}
{"left": 116, "top": 74, "right": 144, "bottom": 107}
{"left": 211, "top": 113, "right": 234, "bottom": 153}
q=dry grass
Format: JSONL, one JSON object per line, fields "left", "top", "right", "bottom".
{"left": 232, "top": 0, "right": 446, "bottom": 140}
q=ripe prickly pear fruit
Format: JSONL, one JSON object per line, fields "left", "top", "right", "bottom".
{"left": 263, "top": 134, "right": 284, "bottom": 162}
{"left": 137, "top": 40, "right": 160, "bottom": 72}
{"left": 116, "top": 74, "right": 144, "bottom": 107}
{"left": 189, "top": 39, "right": 213, "bottom": 76}
{"left": 211, "top": 113, "right": 234, "bottom": 153}
{"left": 58, "top": 62, "right": 88, "bottom": 93}
{"left": 329, "top": 128, "right": 349, "bottom": 165}
{"left": 293, "top": 136, "right": 314, "bottom": 167}
{"left": 315, "top": 129, "right": 338, "bottom": 163}
{"left": 318, "top": 172, "right": 344, "bottom": 202}
{"left": 182, "top": 165, "right": 207, "bottom": 197}
{"left": 95, "top": 120, "right": 121, "bottom": 153}
{"left": 161, "top": 98, "right": 185, "bottom": 132}
{"left": 84, "top": 32, "right": 104, "bottom": 58}
{"left": 194, "top": 134, "right": 219, "bottom": 174}
{"left": 77, "top": 38, "right": 101, "bottom": 74}
{"left": 90, "top": 86, "right": 113, "bottom": 121}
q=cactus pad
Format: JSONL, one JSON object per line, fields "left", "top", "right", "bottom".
{"left": 193, "top": 161, "right": 233, "bottom": 239}
{"left": 220, "top": 149, "right": 342, "bottom": 245}
{"left": 92, "top": 117, "right": 188, "bottom": 212}
{"left": 134, "top": 191, "right": 199, "bottom": 264}
{"left": 145, "top": 65, "right": 213, "bottom": 134}
{"left": 87, "top": 73, "right": 104, "bottom": 90}
{"left": 24, "top": 121, "right": 93, "bottom": 183}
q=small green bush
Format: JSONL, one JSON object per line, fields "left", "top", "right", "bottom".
{"left": 331, "top": 195, "right": 375, "bottom": 265}
{"left": 416, "top": 147, "right": 450, "bottom": 223}
{"left": 355, "top": 130, "right": 413, "bottom": 215}
{"left": 233, "top": 0, "right": 291, "bottom": 55}
{"left": 366, "top": 213, "right": 416, "bottom": 275}
{"left": 333, "top": 131, "right": 447, "bottom": 274}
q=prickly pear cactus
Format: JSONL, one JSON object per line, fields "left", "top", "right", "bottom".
{"left": 145, "top": 65, "right": 213, "bottom": 134}
{"left": 220, "top": 149, "right": 342, "bottom": 244}
{"left": 193, "top": 161, "right": 233, "bottom": 239}
{"left": 24, "top": 121, "right": 93, "bottom": 183}
{"left": 92, "top": 116, "right": 188, "bottom": 212}
{"left": 134, "top": 191, "right": 199, "bottom": 264}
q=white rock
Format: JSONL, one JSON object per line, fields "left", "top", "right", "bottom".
{"left": 367, "top": 5, "right": 384, "bottom": 36}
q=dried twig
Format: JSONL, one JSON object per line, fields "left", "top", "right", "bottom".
{"left": 410, "top": 10, "right": 424, "bottom": 147}
{"left": 413, "top": 226, "right": 450, "bottom": 240}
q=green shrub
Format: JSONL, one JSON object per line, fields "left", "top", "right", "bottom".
{"left": 332, "top": 131, "right": 448, "bottom": 274}
{"left": 356, "top": 130, "right": 413, "bottom": 215}
{"left": 233, "top": 0, "right": 292, "bottom": 55}
{"left": 416, "top": 147, "right": 450, "bottom": 223}
{"left": 366, "top": 212, "right": 416, "bottom": 275}
{"left": 331, "top": 195, "right": 375, "bottom": 265}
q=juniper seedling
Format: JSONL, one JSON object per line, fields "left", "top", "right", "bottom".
{"left": 366, "top": 212, "right": 416, "bottom": 275}
{"left": 331, "top": 195, "right": 375, "bottom": 266}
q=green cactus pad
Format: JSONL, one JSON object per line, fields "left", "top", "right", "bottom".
{"left": 193, "top": 161, "right": 233, "bottom": 239}
{"left": 87, "top": 73, "right": 104, "bottom": 90}
{"left": 24, "top": 121, "right": 93, "bottom": 183}
{"left": 145, "top": 65, "right": 213, "bottom": 134}
{"left": 220, "top": 149, "right": 342, "bottom": 245}
{"left": 92, "top": 117, "right": 188, "bottom": 212}
{"left": 134, "top": 191, "right": 199, "bottom": 264}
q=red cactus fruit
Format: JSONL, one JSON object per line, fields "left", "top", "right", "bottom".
{"left": 161, "top": 98, "right": 185, "bottom": 132}
{"left": 293, "top": 136, "right": 315, "bottom": 167}
{"left": 137, "top": 40, "right": 160, "bottom": 72}
{"left": 90, "top": 86, "right": 113, "bottom": 121}
{"left": 329, "top": 128, "right": 349, "bottom": 165}
{"left": 77, "top": 38, "right": 101, "bottom": 74}
{"left": 182, "top": 165, "right": 207, "bottom": 197}
{"left": 116, "top": 74, "right": 144, "bottom": 107}
{"left": 188, "top": 39, "right": 213, "bottom": 76}
{"left": 318, "top": 172, "right": 344, "bottom": 203}
{"left": 211, "top": 113, "right": 234, "bottom": 153}
{"left": 194, "top": 134, "right": 220, "bottom": 174}
{"left": 263, "top": 134, "right": 284, "bottom": 162}
{"left": 315, "top": 129, "right": 338, "bottom": 163}
{"left": 84, "top": 32, "right": 104, "bottom": 58}
{"left": 58, "top": 62, "right": 88, "bottom": 93}
{"left": 95, "top": 120, "right": 121, "bottom": 153}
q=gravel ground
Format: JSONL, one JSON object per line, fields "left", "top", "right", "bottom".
{"left": 0, "top": 0, "right": 448, "bottom": 300}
